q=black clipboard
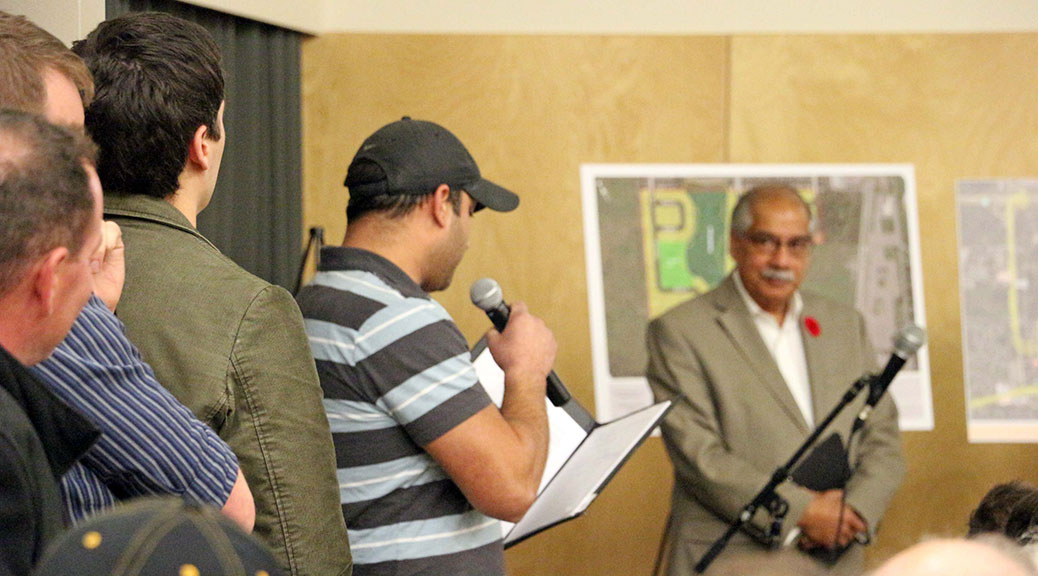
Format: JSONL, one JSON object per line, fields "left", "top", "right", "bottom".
{"left": 791, "top": 432, "right": 851, "bottom": 491}
{"left": 471, "top": 341, "right": 671, "bottom": 547}
{"left": 790, "top": 432, "right": 854, "bottom": 565}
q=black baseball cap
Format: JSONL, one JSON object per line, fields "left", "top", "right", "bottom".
{"left": 344, "top": 117, "right": 519, "bottom": 212}
{"left": 34, "top": 497, "right": 286, "bottom": 576}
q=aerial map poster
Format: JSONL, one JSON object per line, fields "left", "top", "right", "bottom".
{"left": 957, "top": 179, "right": 1038, "bottom": 443}
{"left": 581, "top": 164, "right": 933, "bottom": 431}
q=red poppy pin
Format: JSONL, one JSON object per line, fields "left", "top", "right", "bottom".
{"left": 804, "top": 316, "right": 821, "bottom": 337}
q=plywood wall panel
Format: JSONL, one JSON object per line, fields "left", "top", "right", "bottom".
{"left": 729, "top": 34, "right": 1038, "bottom": 563}
{"left": 303, "top": 30, "right": 1038, "bottom": 575}
{"left": 302, "top": 34, "right": 728, "bottom": 575}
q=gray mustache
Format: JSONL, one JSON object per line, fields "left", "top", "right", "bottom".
{"left": 761, "top": 268, "right": 796, "bottom": 282}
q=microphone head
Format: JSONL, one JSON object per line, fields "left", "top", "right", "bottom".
{"left": 470, "top": 278, "right": 503, "bottom": 311}
{"left": 893, "top": 324, "right": 927, "bottom": 357}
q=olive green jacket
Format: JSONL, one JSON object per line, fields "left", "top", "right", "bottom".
{"left": 104, "top": 193, "right": 351, "bottom": 576}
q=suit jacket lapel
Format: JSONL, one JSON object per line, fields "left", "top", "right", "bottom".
{"left": 801, "top": 295, "right": 847, "bottom": 427}
{"left": 713, "top": 276, "right": 810, "bottom": 433}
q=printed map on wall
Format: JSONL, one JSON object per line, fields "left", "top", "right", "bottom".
{"left": 958, "top": 179, "right": 1038, "bottom": 443}
{"left": 581, "top": 164, "right": 933, "bottom": 431}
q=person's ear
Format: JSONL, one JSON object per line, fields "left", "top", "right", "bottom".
{"left": 31, "top": 247, "right": 70, "bottom": 316}
{"left": 430, "top": 184, "right": 453, "bottom": 228}
{"left": 187, "top": 124, "right": 214, "bottom": 171}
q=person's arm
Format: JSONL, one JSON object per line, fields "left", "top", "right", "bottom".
{"left": 797, "top": 489, "right": 866, "bottom": 548}
{"left": 840, "top": 312, "right": 906, "bottom": 536}
{"left": 221, "top": 468, "right": 255, "bottom": 532}
{"left": 230, "top": 285, "right": 351, "bottom": 576}
{"left": 90, "top": 221, "right": 124, "bottom": 312}
{"left": 795, "top": 310, "right": 904, "bottom": 549}
{"left": 425, "top": 302, "right": 555, "bottom": 522}
{"left": 645, "top": 315, "right": 815, "bottom": 541}
{"left": 31, "top": 299, "right": 243, "bottom": 522}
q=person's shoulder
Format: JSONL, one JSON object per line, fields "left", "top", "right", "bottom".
{"left": 800, "top": 289, "right": 861, "bottom": 319}
{"left": 380, "top": 295, "right": 464, "bottom": 347}
{"left": 107, "top": 198, "right": 263, "bottom": 295}
{"left": 651, "top": 283, "right": 726, "bottom": 329}
{"left": 240, "top": 281, "right": 305, "bottom": 325}
{"left": 0, "top": 385, "right": 35, "bottom": 449}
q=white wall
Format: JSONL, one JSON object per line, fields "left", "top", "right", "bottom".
{"left": 4, "top": 0, "right": 1037, "bottom": 40}
{"left": 185, "top": 0, "right": 1038, "bottom": 35}
{"left": 0, "top": 0, "right": 103, "bottom": 45}
{"left": 175, "top": 0, "right": 324, "bottom": 34}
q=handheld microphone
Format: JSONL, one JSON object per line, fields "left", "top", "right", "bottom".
{"left": 852, "top": 325, "right": 926, "bottom": 432}
{"left": 470, "top": 278, "right": 571, "bottom": 407}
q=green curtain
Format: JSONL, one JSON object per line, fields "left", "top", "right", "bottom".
{"left": 105, "top": 0, "right": 303, "bottom": 290}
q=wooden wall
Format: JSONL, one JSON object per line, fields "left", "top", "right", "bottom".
{"left": 301, "top": 33, "right": 1038, "bottom": 574}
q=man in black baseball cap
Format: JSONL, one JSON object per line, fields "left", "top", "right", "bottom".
{"left": 296, "top": 118, "right": 557, "bottom": 575}
{"left": 345, "top": 116, "right": 519, "bottom": 214}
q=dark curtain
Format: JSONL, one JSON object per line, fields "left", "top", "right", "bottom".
{"left": 104, "top": 0, "right": 302, "bottom": 290}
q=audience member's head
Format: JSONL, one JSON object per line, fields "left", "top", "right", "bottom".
{"left": 34, "top": 496, "right": 284, "bottom": 576}
{"left": 73, "top": 11, "right": 224, "bottom": 199}
{"left": 969, "top": 481, "right": 1037, "bottom": 537}
{"left": 0, "top": 10, "right": 92, "bottom": 126}
{"left": 0, "top": 110, "right": 99, "bottom": 365}
{"left": 1006, "top": 490, "right": 1038, "bottom": 564}
{"left": 872, "top": 536, "right": 1037, "bottom": 576}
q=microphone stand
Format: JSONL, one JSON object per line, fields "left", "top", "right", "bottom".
{"left": 292, "top": 226, "right": 324, "bottom": 296}
{"left": 693, "top": 373, "right": 874, "bottom": 574}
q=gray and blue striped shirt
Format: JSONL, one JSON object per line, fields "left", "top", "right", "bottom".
{"left": 297, "top": 247, "right": 503, "bottom": 576}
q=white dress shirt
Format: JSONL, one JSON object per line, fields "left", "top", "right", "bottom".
{"left": 732, "top": 273, "right": 814, "bottom": 428}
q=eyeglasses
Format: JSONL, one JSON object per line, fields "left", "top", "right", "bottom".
{"left": 740, "top": 231, "right": 814, "bottom": 256}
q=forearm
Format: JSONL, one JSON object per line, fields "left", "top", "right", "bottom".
{"left": 33, "top": 331, "right": 240, "bottom": 507}
{"left": 659, "top": 411, "right": 814, "bottom": 538}
{"left": 648, "top": 318, "right": 813, "bottom": 539}
{"left": 465, "top": 300, "right": 554, "bottom": 521}
{"left": 844, "top": 395, "right": 905, "bottom": 528}
{"left": 498, "top": 371, "right": 550, "bottom": 502}
{"left": 843, "top": 314, "right": 906, "bottom": 529}
{"left": 220, "top": 468, "right": 255, "bottom": 532}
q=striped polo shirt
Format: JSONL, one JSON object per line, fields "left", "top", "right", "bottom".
{"left": 30, "top": 295, "right": 238, "bottom": 522}
{"left": 297, "top": 247, "right": 503, "bottom": 576}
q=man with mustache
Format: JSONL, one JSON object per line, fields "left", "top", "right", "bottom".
{"left": 646, "top": 185, "right": 905, "bottom": 575}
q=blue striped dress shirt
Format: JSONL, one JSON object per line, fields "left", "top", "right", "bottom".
{"left": 30, "top": 295, "right": 238, "bottom": 522}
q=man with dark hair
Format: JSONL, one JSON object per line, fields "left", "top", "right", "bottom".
{"left": 1008, "top": 491, "right": 1038, "bottom": 540}
{"left": 647, "top": 185, "right": 905, "bottom": 575}
{"left": 72, "top": 12, "right": 224, "bottom": 201}
{"left": 969, "top": 482, "right": 1037, "bottom": 537}
{"left": 1006, "top": 491, "right": 1038, "bottom": 566}
{"left": 75, "top": 12, "right": 350, "bottom": 575}
{"left": 0, "top": 109, "right": 101, "bottom": 575}
{"left": 296, "top": 117, "right": 557, "bottom": 575}
{"left": 0, "top": 9, "right": 253, "bottom": 531}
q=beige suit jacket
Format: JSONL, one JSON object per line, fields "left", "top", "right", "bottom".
{"left": 646, "top": 275, "right": 905, "bottom": 575}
